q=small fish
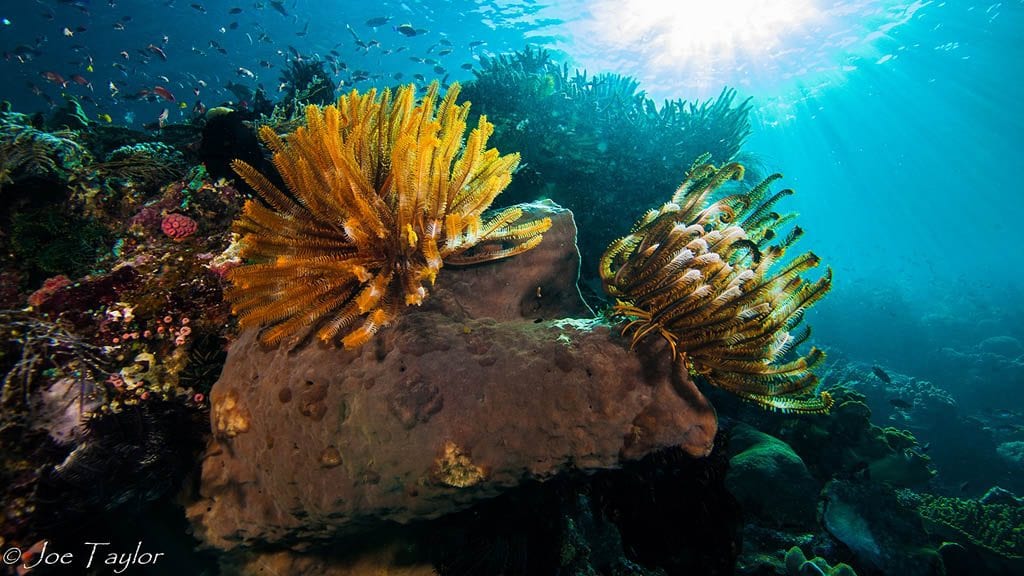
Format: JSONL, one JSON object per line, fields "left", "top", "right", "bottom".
{"left": 97, "top": 113, "right": 112, "bottom": 123}
{"left": 41, "top": 70, "right": 67, "bottom": 87}
{"left": 468, "top": 40, "right": 485, "bottom": 48}
{"left": 108, "top": 81, "right": 119, "bottom": 96}
{"left": 365, "top": 16, "right": 389, "bottom": 27}
{"left": 190, "top": 3, "right": 207, "bottom": 13}
{"left": 229, "top": 7, "right": 243, "bottom": 14}
{"left": 157, "top": 107, "right": 169, "bottom": 128}
{"left": 152, "top": 85, "right": 175, "bottom": 101}
{"left": 178, "top": 102, "right": 188, "bottom": 109}
{"left": 229, "top": 21, "right": 239, "bottom": 30}
{"left": 437, "top": 49, "right": 452, "bottom": 56}
{"left": 236, "top": 66, "right": 256, "bottom": 79}
{"left": 460, "top": 63, "right": 474, "bottom": 70}
{"left": 959, "top": 481, "right": 970, "bottom": 492}
{"left": 69, "top": 74, "right": 92, "bottom": 89}
{"left": 113, "top": 22, "right": 125, "bottom": 31}
{"left": 63, "top": 27, "right": 74, "bottom": 37}
{"left": 889, "top": 398, "right": 912, "bottom": 411}
{"left": 871, "top": 366, "right": 892, "bottom": 384}
{"left": 269, "top": 1, "right": 288, "bottom": 17}
{"left": 119, "top": 50, "right": 129, "bottom": 59}
{"left": 147, "top": 43, "right": 167, "bottom": 60}
{"left": 394, "top": 23, "right": 416, "bottom": 37}
{"left": 433, "top": 65, "right": 446, "bottom": 75}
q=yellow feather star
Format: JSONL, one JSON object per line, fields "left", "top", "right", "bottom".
{"left": 225, "top": 81, "right": 551, "bottom": 349}
{"left": 600, "top": 154, "right": 834, "bottom": 414}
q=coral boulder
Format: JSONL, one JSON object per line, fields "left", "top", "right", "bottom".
{"left": 188, "top": 202, "right": 719, "bottom": 551}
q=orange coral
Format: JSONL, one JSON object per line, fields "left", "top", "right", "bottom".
{"left": 226, "top": 81, "right": 551, "bottom": 348}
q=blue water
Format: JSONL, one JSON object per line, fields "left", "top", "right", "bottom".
{"left": 2, "top": 0, "right": 1020, "bottom": 384}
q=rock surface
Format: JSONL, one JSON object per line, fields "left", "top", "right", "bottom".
{"left": 188, "top": 201, "right": 718, "bottom": 551}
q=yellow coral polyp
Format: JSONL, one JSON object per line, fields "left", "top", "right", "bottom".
{"left": 601, "top": 155, "right": 832, "bottom": 414}
{"left": 225, "top": 81, "right": 551, "bottom": 348}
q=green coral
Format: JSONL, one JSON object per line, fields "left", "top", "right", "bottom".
{"left": 10, "top": 209, "right": 110, "bottom": 280}
{"left": 0, "top": 112, "right": 91, "bottom": 190}
{"left": 785, "top": 546, "right": 857, "bottom": 576}
{"left": 769, "top": 387, "right": 935, "bottom": 487}
{"left": 459, "top": 46, "right": 753, "bottom": 279}
{"left": 906, "top": 492, "right": 1024, "bottom": 560}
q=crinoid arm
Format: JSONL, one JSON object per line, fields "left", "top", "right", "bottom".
{"left": 601, "top": 158, "right": 833, "bottom": 414}
{"left": 225, "top": 81, "right": 551, "bottom": 349}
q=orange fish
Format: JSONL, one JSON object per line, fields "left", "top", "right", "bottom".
{"left": 152, "top": 85, "right": 175, "bottom": 101}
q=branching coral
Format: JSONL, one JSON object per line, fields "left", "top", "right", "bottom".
{"left": 226, "top": 81, "right": 551, "bottom": 349}
{"left": 905, "top": 491, "right": 1024, "bottom": 559}
{"left": 600, "top": 155, "right": 833, "bottom": 413}
{"left": 459, "top": 46, "right": 753, "bottom": 281}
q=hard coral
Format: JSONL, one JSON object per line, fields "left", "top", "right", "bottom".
{"left": 161, "top": 213, "right": 198, "bottom": 241}
{"left": 225, "top": 81, "right": 551, "bottom": 349}
{"left": 601, "top": 154, "right": 832, "bottom": 413}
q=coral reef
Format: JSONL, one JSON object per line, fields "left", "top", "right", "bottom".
{"left": 0, "top": 111, "right": 90, "bottom": 191}
{"left": 278, "top": 56, "right": 337, "bottom": 112}
{"left": 161, "top": 212, "right": 198, "bottom": 240}
{"left": 190, "top": 202, "right": 719, "bottom": 549}
{"left": 784, "top": 546, "right": 857, "bottom": 576}
{"left": 822, "top": 480, "right": 943, "bottom": 576}
{"left": 726, "top": 424, "right": 819, "bottom": 529}
{"left": 0, "top": 310, "right": 109, "bottom": 413}
{"left": 904, "top": 490, "right": 1024, "bottom": 562}
{"left": 460, "top": 46, "right": 754, "bottom": 278}
{"left": 600, "top": 156, "right": 832, "bottom": 413}
{"left": 226, "top": 81, "right": 551, "bottom": 348}
{"left": 95, "top": 141, "right": 188, "bottom": 192}
{"left": 9, "top": 209, "right": 110, "bottom": 282}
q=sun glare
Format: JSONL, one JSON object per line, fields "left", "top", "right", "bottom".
{"left": 615, "top": 1, "right": 819, "bottom": 60}
{"left": 576, "top": 0, "right": 823, "bottom": 94}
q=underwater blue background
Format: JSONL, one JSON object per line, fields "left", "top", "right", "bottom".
{"left": 2, "top": 0, "right": 1021, "bottom": 403}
